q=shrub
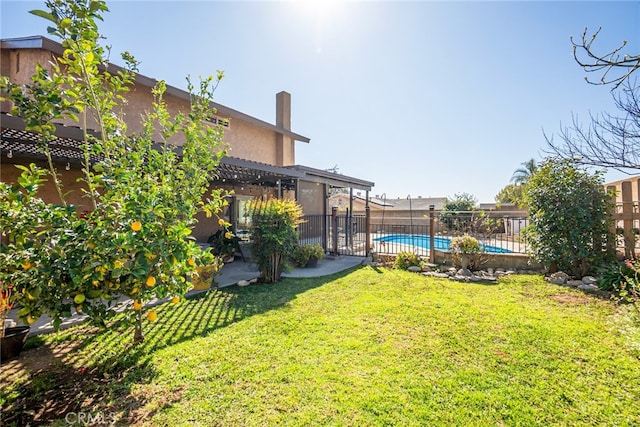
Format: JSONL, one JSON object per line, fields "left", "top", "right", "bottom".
{"left": 395, "top": 251, "right": 421, "bottom": 270}
{"left": 523, "top": 159, "right": 615, "bottom": 277}
{"left": 449, "top": 234, "right": 483, "bottom": 270}
{"left": 292, "top": 243, "right": 325, "bottom": 267}
{"left": 619, "top": 259, "right": 640, "bottom": 304}
{"left": 249, "top": 199, "right": 304, "bottom": 282}
{"left": 597, "top": 262, "right": 635, "bottom": 291}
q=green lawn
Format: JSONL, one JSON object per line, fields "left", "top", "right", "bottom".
{"left": 2, "top": 266, "right": 639, "bottom": 426}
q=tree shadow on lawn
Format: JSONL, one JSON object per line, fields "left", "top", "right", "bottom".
{"left": 0, "top": 266, "right": 361, "bottom": 425}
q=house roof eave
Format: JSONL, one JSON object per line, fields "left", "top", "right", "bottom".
{"left": 289, "top": 164, "right": 374, "bottom": 192}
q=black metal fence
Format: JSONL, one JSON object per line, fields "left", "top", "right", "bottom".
{"left": 299, "top": 211, "right": 530, "bottom": 257}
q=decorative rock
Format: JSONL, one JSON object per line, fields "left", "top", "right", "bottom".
{"left": 457, "top": 268, "right": 473, "bottom": 277}
{"left": 249, "top": 278, "right": 258, "bottom": 284}
{"left": 582, "top": 276, "right": 597, "bottom": 285}
{"left": 578, "top": 284, "right": 599, "bottom": 293}
{"left": 547, "top": 277, "right": 567, "bottom": 285}
{"left": 237, "top": 280, "right": 250, "bottom": 287}
{"left": 449, "top": 273, "right": 498, "bottom": 284}
{"left": 549, "top": 271, "right": 569, "bottom": 283}
{"left": 408, "top": 266, "right": 422, "bottom": 273}
{"left": 423, "top": 263, "right": 438, "bottom": 269}
{"left": 566, "top": 280, "right": 584, "bottom": 287}
{"left": 422, "top": 272, "right": 449, "bottom": 278}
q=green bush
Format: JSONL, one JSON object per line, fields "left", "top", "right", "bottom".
{"left": 597, "top": 262, "right": 634, "bottom": 291}
{"left": 292, "top": 243, "right": 325, "bottom": 267}
{"left": 523, "top": 159, "right": 615, "bottom": 277}
{"left": 449, "top": 234, "right": 482, "bottom": 254}
{"left": 449, "top": 234, "right": 484, "bottom": 270}
{"left": 249, "top": 199, "right": 303, "bottom": 283}
{"left": 395, "top": 251, "right": 421, "bottom": 270}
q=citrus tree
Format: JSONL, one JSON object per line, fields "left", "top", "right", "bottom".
{"left": 0, "top": 0, "right": 228, "bottom": 343}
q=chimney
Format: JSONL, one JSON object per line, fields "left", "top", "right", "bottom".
{"left": 275, "top": 91, "right": 293, "bottom": 166}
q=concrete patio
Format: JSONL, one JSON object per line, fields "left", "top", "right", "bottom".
{"left": 6, "top": 255, "right": 368, "bottom": 335}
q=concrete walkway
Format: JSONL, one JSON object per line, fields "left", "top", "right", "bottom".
{"left": 6, "top": 255, "right": 367, "bottom": 335}
{"left": 215, "top": 254, "right": 366, "bottom": 287}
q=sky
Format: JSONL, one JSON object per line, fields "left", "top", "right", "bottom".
{"left": 1, "top": 0, "right": 639, "bottom": 203}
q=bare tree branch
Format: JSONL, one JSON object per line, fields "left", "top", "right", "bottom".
{"left": 545, "top": 81, "right": 640, "bottom": 172}
{"left": 572, "top": 27, "right": 640, "bottom": 89}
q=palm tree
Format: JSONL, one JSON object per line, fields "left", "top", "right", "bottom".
{"left": 511, "top": 159, "right": 538, "bottom": 185}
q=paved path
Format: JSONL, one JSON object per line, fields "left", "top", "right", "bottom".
{"left": 6, "top": 255, "right": 367, "bottom": 335}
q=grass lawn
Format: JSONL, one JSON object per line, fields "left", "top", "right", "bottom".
{"left": 2, "top": 266, "right": 639, "bottom": 425}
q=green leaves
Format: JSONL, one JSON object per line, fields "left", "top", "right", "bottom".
{"left": 2, "top": 0, "right": 227, "bottom": 342}
{"left": 523, "top": 159, "right": 614, "bottom": 276}
{"left": 249, "top": 199, "right": 304, "bottom": 282}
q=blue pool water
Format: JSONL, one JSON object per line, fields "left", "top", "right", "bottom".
{"left": 374, "top": 234, "right": 512, "bottom": 254}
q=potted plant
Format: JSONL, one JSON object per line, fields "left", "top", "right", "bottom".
{"left": 292, "top": 243, "right": 325, "bottom": 268}
{"left": 191, "top": 256, "right": 224, "bottom": 291}
{"left": 449, "top": 234, "right": 482, "bottom": 270}
{"left": 0, "top": 281, "right": 31, "bottom": 361}
{"left": 208, "top": 219, "right": 241, "bottom": 262}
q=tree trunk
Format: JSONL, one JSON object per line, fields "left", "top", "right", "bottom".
{"left": 133, "top": 312, "right": 144, "bottom": 344}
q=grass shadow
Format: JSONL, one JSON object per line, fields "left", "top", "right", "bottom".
{"left": 0, "top": 266, "right": 363, "bottom": 425}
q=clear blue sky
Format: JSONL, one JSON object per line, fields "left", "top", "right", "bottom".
{"left": 2, "top": 0, "right": 638, "bottom": 202}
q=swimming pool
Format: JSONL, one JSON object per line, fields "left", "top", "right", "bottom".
{"left": 373, "top": 234, "right": 512, "bottom": 254}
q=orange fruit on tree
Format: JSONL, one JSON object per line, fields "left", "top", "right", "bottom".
{"left": 146, "top": 276, "right": 156, "bottom": 287}
{"left": 147, "top": 310, "right": 158, "bottom": 322}
{"left": 131, "top": 221, "right": 142, "bottom": 232}
{"left": 171, "top": 296, "right": 180, "bottom": 304}
{"left": 27, "top": 316, "right": 37, "bottom": 324}
{"left": 21, "top": 261, "right": 31, "bottom": 270}
{"left": 188, "top": 258, "right": 196, "bottom": 267}
{"left": 133, "top": 300, "right": 142, "bottom": 311}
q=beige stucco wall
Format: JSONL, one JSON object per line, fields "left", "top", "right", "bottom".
{"left": 1, "top": 156, "right": 92, "bottom": 211}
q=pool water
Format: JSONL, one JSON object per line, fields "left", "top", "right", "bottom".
{"left": 373, "top": 234, "right": 512, "bottom": 254}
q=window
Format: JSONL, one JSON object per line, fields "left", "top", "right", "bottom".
{"left": 206, "top": 115, "right": 230, "bottom": 129}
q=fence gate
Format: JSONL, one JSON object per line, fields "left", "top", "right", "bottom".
{"left": 298, "top": 212, "right": 368, "bottom": 257}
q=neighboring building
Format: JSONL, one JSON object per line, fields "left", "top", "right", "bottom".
{"left": 328, "top": 194, "right": 446, "bottom": 213}
{"left": 0, "top": 36, "right": 374, "bottom": 243}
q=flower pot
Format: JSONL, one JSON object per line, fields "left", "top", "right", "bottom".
{"left": 1, "top": 326, "right": 30, "bottom": 361}
{"left": 304, "top": 258, "right": 319, "bottom": 268}
{"left": 191, "top": 264, "right": 220, "bottom": 291}
{"left": 460, "top": 254, "right": 470, "bottom": 270}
